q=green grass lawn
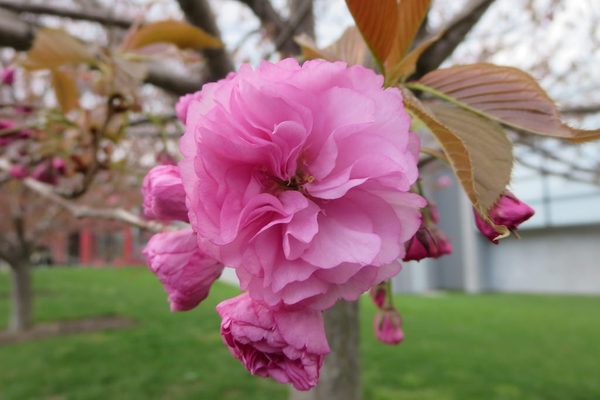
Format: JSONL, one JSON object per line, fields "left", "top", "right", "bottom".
{"left": 0, "top": 267, "right": 598, "bottom": 400}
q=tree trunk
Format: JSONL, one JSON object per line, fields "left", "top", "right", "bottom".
{"left": 290, "top": 300, "right": 362, "bottom": 400}
{"left": 9, "top": 260, "right": 33, "bottom": 332}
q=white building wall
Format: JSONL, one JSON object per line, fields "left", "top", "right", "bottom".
{"left": 482, "top": 225, "right": 600, "bottom": 294}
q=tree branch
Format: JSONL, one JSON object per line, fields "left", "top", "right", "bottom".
{"left": 0, "top": 159, "right": 167, "bottom": 233}
{"left": 0, "top": 0, "right": 131, "bottom": 28}
{"left": 415, "top": 0, "right": 496, "bottom": 78}
{"left": 177, "top": 0, "right": 234, "bottom": 82}
{"left": 561, "top": 105, "right": 600, "bottom": 115}
{"left": 236, "top": 0, "right": 301, "bottom": 55}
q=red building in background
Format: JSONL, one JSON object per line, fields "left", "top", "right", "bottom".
{"left": 47, "top": 226, "right": 148, "bottom": 267}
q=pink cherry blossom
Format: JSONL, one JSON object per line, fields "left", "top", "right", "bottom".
{"left": 9, "top": 164, "right": 28, "bottom": 179}
{"left": 474, "top": 191, "right": 535, "bottom": 244}
{"left": 217, "top": 292, "right": 329, "bottom": 391}
{"left": 142, "top": 165, "right": 189, "bottom": 222}
{"left": 1, "top": 67, "right": 14, "bottom": 85}
{"left": 374, "top": 308, "right": 404, "bottom": 345}
{"left": 143, "top": 228, "right": 223, "bottom": 311}
{"left": 178, "top": 58, "right": 425, "bottom": 311}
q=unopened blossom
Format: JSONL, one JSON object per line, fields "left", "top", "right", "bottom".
{"left": 217, "top": 292, "right": 330, "bottom": 391}
{"left": 1, "top": 67, "right": 14, "bottom": 85}
{"left": 403, "top": 202, "right": 452, "bottom": 261}
{"left": 177, "top": 58, "right": 425, "bottom": 311}
{"left": 143, "top": 228, "right": 223, "bottom": 311}
{"left": 369, "top": 282, "right": 387, "bottom": 309}
{"left": 9, "top": 164, "right": 28, "bottom": 179}
{"left": 0, "top": 119, "right": 31, "bottom": 147}
{"left": 474, "top": 191, "right": 535, "bottom": 244}
{"left": 31, "top": 159, "right": 58, "bottom": 185}
{"left": 142, "top": 165, "right": 188, "bottom": 222}
{"left": 374, "top": 308, "right": 404, "bottom": 345}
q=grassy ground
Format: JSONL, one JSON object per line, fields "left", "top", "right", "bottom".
{"left": 0, "top": 267, "right": 598, "bottom": 400}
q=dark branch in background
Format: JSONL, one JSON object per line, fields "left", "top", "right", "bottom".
{"left": 237, "top": 0, "right": 302, "bottom": 55}
{"left": 177, "top": 0, "right": 234, "bottom": 82}
{"left": 272, "top": 0, "right": 313, "bottom": 53}
{"left": 0, "top": 6, "right": 208, "bottom": 95}
{"left": 0, "top": 0, "right": 131, "bottom": 28}
{"left": 561, "top": 105, "right": 600, "bottom": 115}
{"left": 414, "top": 0, "right": 496, "bottom": 78}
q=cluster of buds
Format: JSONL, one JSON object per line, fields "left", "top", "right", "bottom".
{"left": 403, "top": 201, "right": 452, "bottom": 262}
{"left": 369, "top": 281, "right": 404, "bottom": 345}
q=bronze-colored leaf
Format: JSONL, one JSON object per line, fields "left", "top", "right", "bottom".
{"left": 416, "top": 63, "right": 600, "bottom": 142}
{"left": 295, "top": 26, "right": 368, "bottom": 66}
{"left": 51, "top": 69, "right": 79, "bottom": 113}
{"left": 22, "top": 28, "right": 94, "bottom": 71}
{"left": 124, "top": 20, "right": 223, "bottom": 50}
{"left": 345, "top": 0, "right": 398, "bottom": 63}
{"left": 386, "top": 0, "right": 432, "bottom": 68}
{"left": 386, "top": 30, "right": 442, "bottom": 85}
{"left": 430, "top": 103, "right": 513, "bottom": 213}
{"left": 402, "top": 88, "right": 510, "bottom": 238}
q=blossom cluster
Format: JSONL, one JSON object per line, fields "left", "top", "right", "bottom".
{"left": 141, "top": 59, "right": 533, "bottom": 390}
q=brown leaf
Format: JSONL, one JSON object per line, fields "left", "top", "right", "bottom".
{"left": 402, "top": 89, "right": 511, "bottom": 237}
{"left": 386, "top": 30, "right": 442, "bottom": 85}
{"left": 430, "top": 103, "right": 513, "bottom": 213}
{"left": 123, "top": 20, "right": 223, "bottom": 51}
{"left": 295, "top": 26, "right": 368, "bottom": 66}
{"left": 345, "top": 0, "right": 398, "bottom": 63}
{"left": 22, "top": 28, "right": 94, "bottom": 71}
{"left": 417, "top": 63, "right": 600, "bottom": 142}
{"left": 51, "top": 69, "right": 79, "bottom": 113}
{"left": 386, "top": 0, "right": 432, "bottom": 68}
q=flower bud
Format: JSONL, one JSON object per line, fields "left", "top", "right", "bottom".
{"left": 403, "top": 202, "right": 452, "bottom": 261}
{"left": 374, "top": 308, "right": 404, "bottom": 345}
{"left": 1, "top": 67, "right": 15, "bottom": 85}
{"left": 142, "top": 165, "right": 189, "bottom": 222}
{"left": 474, "top": 191, "right": 535, "bottom": 244}
{"left": 369, "top": 282, "right": 387, "bottom": 308}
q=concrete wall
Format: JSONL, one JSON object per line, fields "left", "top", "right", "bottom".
{"left": 481, "top": 224, "right": 600, "bottom": 294}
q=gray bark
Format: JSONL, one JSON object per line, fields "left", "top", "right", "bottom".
{"left": 290, "top": 300, "right": 362, "bottom": 400}
{"left": 9, "top": 260, "right": 33, "bottom": 332}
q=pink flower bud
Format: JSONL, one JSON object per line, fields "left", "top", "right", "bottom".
{"left": 217, "top": 292, "right": 330, "bottom": 391}
{"left": 474, "top": 191, "right": 535, "bottom": 244}
{"left": 1, "top": 67, "right": 15, "bottom": 85}
{"left": 374, "top": 308, "right": 404, "bottom": 345}
{"left": 9, "top": 164, "right": 28, "bottom": 179}
{"left": 155, "top": 150, "right": 176, "bottom": 166}
{"left": 369, "top": 282, "right": 387, "bottom": 308}
{"left": 31, "top": 159, "right": 58, "bottom": 185}
{"left": 142, "top": 165, "right": 189, "bottom": 222}
{"left": 143, "top": 228, "right": 223, "bottom": 311}
{"left": 52, "top": 157, "right": 66, "bottom": 175}
{"left": 403, "top": 201, "right": 452, "bottom": 261}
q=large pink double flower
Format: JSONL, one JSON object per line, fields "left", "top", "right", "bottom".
{"left": 177, "top": 59, "right": 425, "bottom": 311}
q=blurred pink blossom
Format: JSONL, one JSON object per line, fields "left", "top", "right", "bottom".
{"left": 1, "top": 67, "right": 14, "bottom": 85}
{"left": 9, "top": 164, "right": 28, "bottom": 179}
{"left": 217, "top": 292, "right": 329, "bottom": 390}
